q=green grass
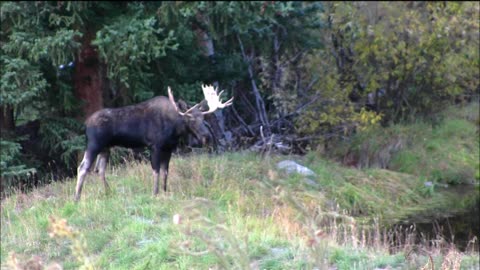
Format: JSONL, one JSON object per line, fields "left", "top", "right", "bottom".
{"left": 390, "top": 116, "right": 479, "bottom": 184}
{"left": 335, "top": 102, "right": 479, "bottom": 185}
{"left": 1, "top": 103, "right": 479, "bottom": 269}
{"left": 1, "top": 153, "right": 301, "bottom": 269}
{"left": 1, "top": 150, "right": 479, "bottom": 269}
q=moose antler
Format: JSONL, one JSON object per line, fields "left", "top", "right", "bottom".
{"left": 168, "top": 87, "right": 200, "bottom": 116}
{"left": 168, "top": 85, "right": 233, "bottom": 117}
{"left": 200, "top": 84, "right": 234, "bottom": 115}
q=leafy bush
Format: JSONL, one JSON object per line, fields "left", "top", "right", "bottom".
{"left": 296, "top": 2, "right": 479, "bottom": 143}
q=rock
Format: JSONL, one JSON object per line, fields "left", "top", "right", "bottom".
{"left": 173, "top": 214, "right": 182, "bottom": 225}
{"left": 424, "top": 181, "right": 434, "bottom": 187}
{"left": 270, "top": 247, "right": 289, "bottom": 257}
{"left": 277, "top": 160, "right": 316, "bottom": 176}
{"left": 424, "top": 181, "right": 449, "bottom": 188}
{"left": 131, "top": 216, "right": 154, "bottom": 225}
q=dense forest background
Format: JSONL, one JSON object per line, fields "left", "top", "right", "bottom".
{"left": 1, "top": 1, "right": 479, "bottom": 192}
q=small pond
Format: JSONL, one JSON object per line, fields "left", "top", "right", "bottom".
{"left": 395, "top": 184, "right": 479, "bottom": 252}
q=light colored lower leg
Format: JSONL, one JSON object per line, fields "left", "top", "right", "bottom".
{"left": 93, "top": 155, "right": 101, "bottom": 173}
{"left": 75, "top": 171, "right": 87, "bottom": 201}
{"left": 74, "top": 153, "right": 91, "bottom": 202}
{"left": 97, "top": 152, "right": 110, "bottom": 192}
{"left": 153, "top": 171, "right": 159, "bottom": 195}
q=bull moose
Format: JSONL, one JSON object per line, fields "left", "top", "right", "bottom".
{"left": 74, "top": 85, "right": 233, "bottom": 201}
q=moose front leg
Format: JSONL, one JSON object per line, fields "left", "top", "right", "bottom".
{"left": 152, "top": 170, "right": 160, "bottom": 195}
{"left": 159, "top": 150, "right": 172, "bottom": 192}
{"left": 151, "top": 148, "right": 172, "bottom": 195}
{"left": 151, "top": 147, "right": 161, "bottom": 195}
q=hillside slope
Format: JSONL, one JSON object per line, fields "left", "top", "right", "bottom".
{"left": 1, "top": 103, "right": 479, "bottom": 270}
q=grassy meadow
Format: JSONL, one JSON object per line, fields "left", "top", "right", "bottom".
{"left": 1, "top": 103, "right": 479, "bottom": 270}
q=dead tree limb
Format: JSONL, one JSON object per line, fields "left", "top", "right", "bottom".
{"left": 237, "top": 34, "right": 271, "bottom": 137}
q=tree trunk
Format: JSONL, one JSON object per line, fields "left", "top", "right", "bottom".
{"left": 73, "top": 30, "right": 104, "bottom": 121}
{"left": 73, "top": 30, "right": 105, "bottom": 164}
{"left": 194, "top": 12, "right": 232, "bottom": 147}
{"left": 0, "top": 105, "right": 15, "bottom": 132}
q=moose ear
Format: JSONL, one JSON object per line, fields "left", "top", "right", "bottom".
{"left": 177, "top": 100, "right": 189, "bottom": 111}
{"left": 199, "top": 100, "right": 208, "bottom": 111}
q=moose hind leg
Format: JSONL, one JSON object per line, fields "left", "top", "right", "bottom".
{"left": 75, "top": 150, "right": 98, "bottom": 201}
{"left": 96, "top": 150, "right": 110, "bottom": 193}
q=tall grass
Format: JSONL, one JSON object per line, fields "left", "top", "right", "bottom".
{"left": 1, "top": 150, "right": 478, "bottom": 269}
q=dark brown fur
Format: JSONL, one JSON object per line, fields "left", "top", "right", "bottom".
{"left": 74, "top": 96, "right": 209, "bottom": 201}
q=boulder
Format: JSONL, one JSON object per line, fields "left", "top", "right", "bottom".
{"left": 277, "top": 160, "right": 316, "bottom": 176}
